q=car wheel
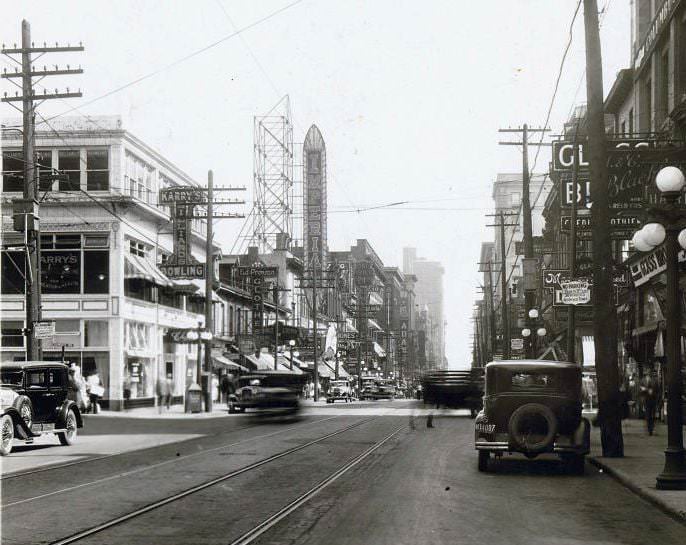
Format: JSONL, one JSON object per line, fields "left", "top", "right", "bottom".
{"left": 1, "top": 415, "right": 14, "bottom": 456}
{"left": 13, "top": 396, "right": 33, "bottom": 431}
{"left": 478, "top": 450, "right": 490, "bottom": 472}
{"left": 58, "top": 409, "right": 78, "bottom": 446}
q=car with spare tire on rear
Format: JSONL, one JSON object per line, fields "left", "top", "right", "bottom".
{"left": 474, "top": 360, "right": 590, "bottom": 474}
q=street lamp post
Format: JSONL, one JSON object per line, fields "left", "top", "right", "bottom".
{"left": 631, "top": 166, "right": 686, "bottom": 490}
{"left": 289, "top": 339, "right": 295, "bottom": 370}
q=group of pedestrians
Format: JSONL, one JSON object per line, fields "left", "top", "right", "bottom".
{"left": 66, "top": 364, "right": 104, "bottom": 414}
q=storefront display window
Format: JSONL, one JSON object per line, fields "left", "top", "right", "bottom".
{"left": 84, "top": 320, "right": 109, "bottom": 347}
{"left": 1, "top": 321, "right": 24, "bottom": 348}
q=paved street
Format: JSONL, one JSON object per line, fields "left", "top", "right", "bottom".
{"left": 2, "top": 401, "right": 685, "bottom": 545}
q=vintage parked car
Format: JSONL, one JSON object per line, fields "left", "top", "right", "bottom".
{"left": 1, "top": 361, "right": 84, "bottom": 456}
{"left": 474, "top": 361, "right": 590, "bottom": 474}
{"left": 327, "top": 379, "right": 353, "bottom": 403}
{"left": 228, "top": 372, "right": 305, "bottom": 414}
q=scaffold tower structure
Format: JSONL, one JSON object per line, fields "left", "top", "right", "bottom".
{"left": 245, "top": 95, "right": 294, "bottom": 253}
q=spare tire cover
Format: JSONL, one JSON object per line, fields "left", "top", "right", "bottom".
{"left": 508, "top": 403, "right": 557, "bottom": 454}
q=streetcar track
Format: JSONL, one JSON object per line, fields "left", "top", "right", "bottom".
{"left": 47, "top": 416, "right": 383, "bottom": 545}
{"left": 2, "top": 415, "right": 345, "bottom": 508}
{"left": 230, "top": 425, "right": 405, "bottom": 545}
{"left": 1, "top": 415, "right": 338, "bottom": 481}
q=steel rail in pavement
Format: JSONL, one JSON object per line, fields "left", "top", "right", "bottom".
{"left": 3, "top": 415, "right": 343, "bottom": 507}
{"left": 47, "top": 416, "right": 381, "bottom": 545}
{"left": 230, "top": 425, "right": 406, "bottom": 545}
{"left": 1, "top": 414, "right": 340, "bottom": 481}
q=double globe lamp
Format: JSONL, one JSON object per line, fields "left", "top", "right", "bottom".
{"left": 630, "top": 165, "right": 686, "bottom": 490}
{"left": 522, "top": 308, "right": 546, "bottom": 358}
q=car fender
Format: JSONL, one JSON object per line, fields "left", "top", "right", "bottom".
{"left": 56, "top": 401, "right": 83, "bottom": 429}
{"left": 2, "top": 407, "right": 32, "bottom": 439}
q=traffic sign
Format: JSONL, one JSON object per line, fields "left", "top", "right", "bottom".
{"left": 511, "top": 338, "right": 524, "bottom": 351}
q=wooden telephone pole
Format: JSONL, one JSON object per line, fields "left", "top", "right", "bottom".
{"left": 2, "top": 20, "right": 83, "bottom": 361}
{"left": 499, "top": 125, "right": 550, "bottom": 358}
{"left": 583, "top": 0, "right": 623, "bottom": 456}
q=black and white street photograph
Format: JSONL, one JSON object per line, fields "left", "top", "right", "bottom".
{"left": 1, "top": 1, "right": 686, "bottom": 544}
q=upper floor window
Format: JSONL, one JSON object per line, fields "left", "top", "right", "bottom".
{"left": 86, "top": 149, "right": 109, "bottom": 191}
{"left": 125, "top": 151, "right": 156, "bottom": 205}
{"left": 1, "top": 151, "right": 24, "bottom": 192}
{"left": 58, "top": 150, "right": 81, "bottom": 191}
{"left": 129, "top": 240, "right": 148, "bottom": 258}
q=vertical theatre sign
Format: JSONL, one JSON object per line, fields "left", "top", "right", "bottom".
{"left": 159, "top": 188, "right": 205, "bottom": 279}
{"left": 303, "top": 125, "right": 327, "bottom": 271}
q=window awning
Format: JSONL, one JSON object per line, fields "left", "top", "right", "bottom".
{"left": 298, "top": 361, "right": 334, "bottom": 378}
{"left": 373, "top": 342, "right": 386, "bottom": 357}
{"left": 212, "top": 353, "right": 249, "bottom": 373}
{"left": 243, "top": 353, "right": 302, "bottom": 374}
{"left": 368, "top": 319, "right": 384, "bottom": 332}
{"left": 345, "top": 318, "right": 358, "bottom": 333}
{"left": 173, "top": 278, "right": 222, "bottom": 302}
{"left": 369, "top": 291, "right": 384, "bottom": 306}
{"left": 125, "top": 254, "right": 173, "bottom": 287}
{"left": 323, "top": 360, "right": 350, "bottom": 378}
{"left": 284, "top": 353, "right": 307, "bottom": 369}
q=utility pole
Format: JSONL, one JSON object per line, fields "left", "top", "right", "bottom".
{"left": 566, "top": 134, "right": 580, "bottom": 362}
{"left": 499, "top": 125, "right": 550, "bottom": 358}
{"left": 312, "top": 257, "right": 319, "bottom": 401}
{"left": 486, "top": 213, "right": 518, "bottom": 359}
{"left": 2, "top": 21, "right": 83, "bottom": 361}
{"left": 583, "top": 0, "right": 623, "bottom": 457}
{"left": 273, "top": 281, "right": 280, "bottom": 370}
{"left": 203, "top": 171, "right": 214, "bottom": 412}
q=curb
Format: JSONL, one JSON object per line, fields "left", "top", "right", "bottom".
{"left": 588, "top": 456, "right": 686, "bottom": 526}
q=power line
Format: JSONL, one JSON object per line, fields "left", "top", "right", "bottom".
{"left": 490, "top": 0, "right": 581, "bottom": 295}
{"left": 35, "top": 0, "right": 306, "bottom": 127}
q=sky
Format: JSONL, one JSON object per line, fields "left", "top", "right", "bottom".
{"left": 1, "top": 1, "right": 631, "bottom": 369}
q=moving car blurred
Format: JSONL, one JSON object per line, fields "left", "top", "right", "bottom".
{"left": 228, "top": 372, "right": 306, "bottom": 414}
{"left": 421, "top": 368, "right": 484, "bottom": 416}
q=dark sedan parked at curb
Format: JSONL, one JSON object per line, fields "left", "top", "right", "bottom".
{"left": 1, "top": 361, "right": 84, "bottom": 456}
{"left": 474, "top": 361, "right": 590, "bottom": 474}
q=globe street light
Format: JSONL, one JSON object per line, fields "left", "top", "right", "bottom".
{"left": 521, "top": 328, "right": 531, "bottom": 337}
{"left": 528, "top": 309, "right": 539, "bottom": 319}
{"left": 632, "top": 165, "right": 686, "bottom": 490}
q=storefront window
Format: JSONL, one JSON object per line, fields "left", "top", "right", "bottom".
{"left": 39, "top": 234, "right": 110, "bottom": 295}
{"left": 84, "top": 251, "right": 109, "bottom": 294}
{"left": 84, "top": 320, "right": 109, "bottom": 347}
{"left": 41, "top": 250, "right": 80, "bottom": 294}
{"left": 1, "top": 252, "right": 25, "bottom": 294}
{"left": 1, "top": 321, "right": 24, "bottom": 348}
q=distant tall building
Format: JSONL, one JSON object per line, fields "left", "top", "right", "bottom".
{"left": 403, "top": 248, "right": 445, "bottom": 368}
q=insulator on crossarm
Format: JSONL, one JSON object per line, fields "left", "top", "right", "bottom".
{"left": 31, "top": 42, "right": 34, "bottom": 47}
{"left": 67, "top": 64, "right": 70, "bottom": 70}
{"left": 66, "top": 87, "right": 70, "bottom": 93}
{"left": 54, "top": 88, "right": 58, "bottom": 94}
{"left": 43, "top": 89, "right": 47, "bottom": 94}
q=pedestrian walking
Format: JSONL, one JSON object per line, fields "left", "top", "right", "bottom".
{"left": 85, "top": 372, "right": 104, "bottom": 414}
{"left": 640, "top": 370, "right": 659, "bottom": 435}
{"left": 157, "top": 374, "right": 173, "bottom": 412}
{"left": 123, "top": 375, "right": 132, "bottom": 411}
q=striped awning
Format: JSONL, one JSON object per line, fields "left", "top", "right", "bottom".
{"left": 124, "top": 254, "right": 173, "bottom": 287}
{"left": 367, "top": 318, "right": 384, "bottom": 332}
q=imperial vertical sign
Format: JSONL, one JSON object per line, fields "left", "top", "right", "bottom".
{"left": 303, "top": 125, "right": 327, "bottom": 270}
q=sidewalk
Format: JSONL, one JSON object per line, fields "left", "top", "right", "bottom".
{"left": 96, "top": 402, "right": 232, "bottom": 419}
{"left": 588, "top": 418, "right": 686, "bottom": 523}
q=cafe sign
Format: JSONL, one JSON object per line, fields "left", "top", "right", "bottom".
{"left": 560, "top": 279, "right": 591, "bottom": 305}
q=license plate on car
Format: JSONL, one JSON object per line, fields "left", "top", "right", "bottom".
{"left": 476, "top": 423, "right": 495, "bottom": 434}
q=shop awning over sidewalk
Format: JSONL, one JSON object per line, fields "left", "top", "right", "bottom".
{"left": 212, "top": 353, "right": 249, "bottom": 373}
{"left": 124, "top": 254, "right": 173, "bottom": 287}
{"left": 323, "top": 360, "right": 350, "bottom": 378}
{"left": 368, "top": 319, "right": 384, "bottom": 333}
{"left": 373, "top": 342, "right": 386, "bottom": 357}
{"left": 243, "top": 353, "right": 302, "bottom": 374}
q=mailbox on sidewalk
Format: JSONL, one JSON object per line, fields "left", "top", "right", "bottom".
{"left": 185, "top": 383, "right": 202, "bottom": 413}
